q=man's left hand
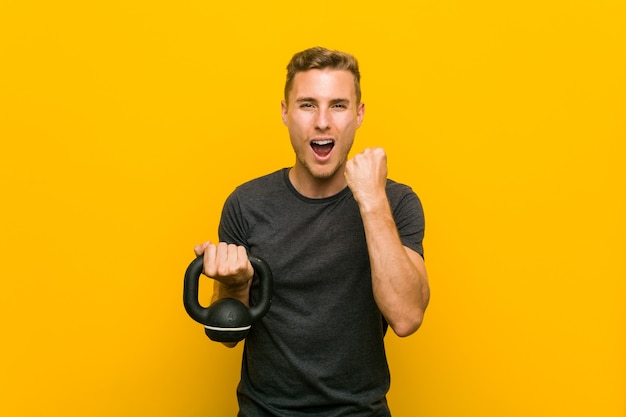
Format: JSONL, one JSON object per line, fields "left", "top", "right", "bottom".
{"left": 345, "top": 147, "right": 388, "bottom": 207}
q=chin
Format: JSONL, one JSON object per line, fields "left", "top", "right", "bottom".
{"left": 310, "top": 167, "right": 340, "bottom": 181}
{"left": 298, "top": 156, "right": 341, "bottom": 181}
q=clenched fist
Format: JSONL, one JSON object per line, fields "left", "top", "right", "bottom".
{"left": 345, "top": 147, "right": 388, "bottom": 208}
{"left": 194, "top": 241, "right": 254, "bottom": 289}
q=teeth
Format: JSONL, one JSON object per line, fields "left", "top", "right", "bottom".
{"left": 312, "top": 140, "right": 333, "bottom": 145}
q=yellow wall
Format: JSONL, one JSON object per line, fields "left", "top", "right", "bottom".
{"left": 1, "top": 1, "right": 624, "bottom": 416}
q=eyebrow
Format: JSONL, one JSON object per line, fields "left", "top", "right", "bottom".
{"left": 295, "top": 97, "right": 351, "bottom": 105}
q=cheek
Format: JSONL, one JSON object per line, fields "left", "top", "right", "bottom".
{"left": 289, "top": 114, "right": 312, "bottom": 134}
{"left": 286, "top": 118, "right": 309, "bottom": 143}
{"left": 336, "top": 115, "right": 358, "bottom": 135}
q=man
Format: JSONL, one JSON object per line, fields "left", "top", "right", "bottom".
{"left": 194, "top": 46, "right": 430, "bottom": 417}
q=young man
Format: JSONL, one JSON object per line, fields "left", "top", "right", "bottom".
{"left": 195, "top": 46, "right": 430, "bottom": 417}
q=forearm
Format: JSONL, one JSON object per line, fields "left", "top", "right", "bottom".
{"left": 359, "top": 195, "right": 430, "bottom": 337}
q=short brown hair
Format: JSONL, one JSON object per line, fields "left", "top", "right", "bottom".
{"left": 284, "top": 46, "right": 361, "bottom": 104}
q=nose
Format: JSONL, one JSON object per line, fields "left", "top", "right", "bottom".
{"left": 315, "top": 108, "right": 330, "bottom": 131}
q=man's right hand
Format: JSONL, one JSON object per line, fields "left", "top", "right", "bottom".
{"left": 194, "top": 241, "right": 253, "bottom": 347}
{"left": 194, "top": 241, "right": 254, "bottom": 293}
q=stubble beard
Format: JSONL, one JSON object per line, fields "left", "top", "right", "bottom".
{"left": 295, "top": 151, "right": 347, "bottom": 183}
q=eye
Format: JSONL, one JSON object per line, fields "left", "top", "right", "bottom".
{"left": 299, "top": 103, "right": 314, "bottom": 109}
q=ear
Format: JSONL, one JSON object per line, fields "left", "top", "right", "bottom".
{"left": 356, "top": 102, "right": 365, "bottom": 128}
{"left": 281, "top": 100, "right": 288, "bottom": 126}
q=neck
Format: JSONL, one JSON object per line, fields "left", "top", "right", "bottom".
{"left": 288, "top": 165, "right": 347, "bottom": 199}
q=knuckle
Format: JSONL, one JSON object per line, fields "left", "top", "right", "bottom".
{"left": 204, "top": 264, "right": 216, "bottom": 277}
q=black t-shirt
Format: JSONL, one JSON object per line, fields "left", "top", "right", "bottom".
{"left": 218, "top": 169, "right": 425, "bottom": 417}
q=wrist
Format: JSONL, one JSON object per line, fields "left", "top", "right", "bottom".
{"left": 356, "top": 192, "right": 389, "bottom": 215}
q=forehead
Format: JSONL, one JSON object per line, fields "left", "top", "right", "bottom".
{"left": 290, "top": 69, "right": 357, "bottom": 101}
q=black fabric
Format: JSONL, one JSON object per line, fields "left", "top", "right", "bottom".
{"left": 217, "top": 168, "right": 425, "bottom": 417}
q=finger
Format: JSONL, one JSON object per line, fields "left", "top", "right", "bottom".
{"left": 236, "top": 245, "right": 248, "bottom": 264}
{"left": 204, "top": 242, "right": 218, "bottom": 277}
{"left": 227, "top": 243, "right": 240, "bottom": 271}
{"left": 215, "top": 242, "right": 230, "bottom": 276}
{"left": 374, "top": 147, "right": 387, "bottom": 162}
{"left": 227, "top": 243, "right": 250, "bottom": 274}
{"left": 238, "top": 245, "right": 254, "bottom": 276}
{"left": 194, "top": 240, "right": 211, "bottom": 257}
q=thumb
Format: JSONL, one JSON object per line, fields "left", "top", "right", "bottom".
{"left": 193, "top": 241, "right": 211, "bottom": 257}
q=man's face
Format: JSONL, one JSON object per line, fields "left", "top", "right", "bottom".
{"left": 281, "top": 68, "right": 365, "bottom": 182}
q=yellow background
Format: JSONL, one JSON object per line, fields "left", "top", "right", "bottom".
{"left": 1, "top": 1, "right": 624, "bottom": 416}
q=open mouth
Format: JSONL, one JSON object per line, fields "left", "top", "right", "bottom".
{"left": 311, "top": 139, "right": 334, "bottom": 158}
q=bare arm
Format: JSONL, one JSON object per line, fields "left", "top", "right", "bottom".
{"left": 345, "top": 148, "right": 430, "bottom": 337}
